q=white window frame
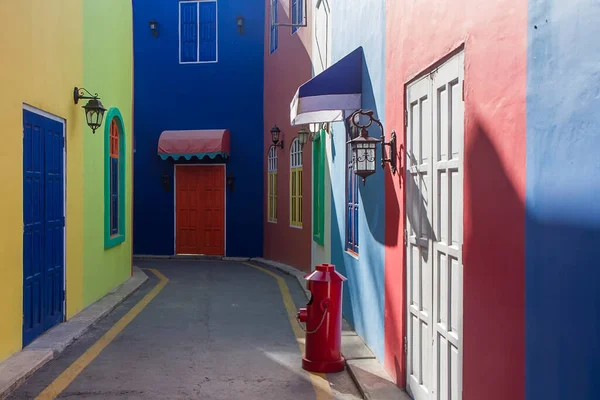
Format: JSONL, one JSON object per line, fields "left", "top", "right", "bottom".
{"left": 179, "top": 0, "right": 219, "bottom": 64}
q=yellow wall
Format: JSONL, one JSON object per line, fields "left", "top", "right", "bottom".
{"left": 0, "top": 0, "right": 84, "bottom": 362}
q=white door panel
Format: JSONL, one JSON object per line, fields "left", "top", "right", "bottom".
{"left": 406, "top": 50, "right": 464, "bottom": 400}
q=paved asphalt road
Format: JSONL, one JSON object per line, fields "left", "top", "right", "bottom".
{"left": 9, "top": 260, "right": 362, "bottom": 400}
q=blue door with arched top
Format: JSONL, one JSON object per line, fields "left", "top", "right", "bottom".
{"left": 23, "top": 109, "right": 65, "bottom": 347}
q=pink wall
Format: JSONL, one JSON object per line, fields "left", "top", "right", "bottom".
{"left": 384, "top": 1, "right": 527, "bottom": 399}
{"left": 263, "top": 0, "right": 313, "bottom": 271}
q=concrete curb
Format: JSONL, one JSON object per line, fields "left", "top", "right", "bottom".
{"left": 250, "top": 258, "right": 410, "bottom": 400}
{"left": 250, "top": 257, "right": 310, "bottom": 298}
{"left": 0, "top": 267, "right": 148, "bottom": 400}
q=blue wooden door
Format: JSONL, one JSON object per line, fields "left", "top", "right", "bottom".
{"left": 23, "top": 109, "right": 65, "bottom": 346}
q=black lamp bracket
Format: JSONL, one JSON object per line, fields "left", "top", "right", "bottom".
{"left": 273, "top": 140, "right": 284, "bottom": 149}
{"left": 74, "top": 87, "right": 100, "bottom": 105}
{"left": 382, "top": 130, "right": 397, "bottom": 174}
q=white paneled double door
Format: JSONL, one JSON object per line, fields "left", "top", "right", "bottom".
{"left": 405, "top": 51, "right": 464, "bottom": 400}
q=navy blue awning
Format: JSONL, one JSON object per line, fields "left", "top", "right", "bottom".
{"left": 290, "top": 47, "right": 363, "bottom": 126}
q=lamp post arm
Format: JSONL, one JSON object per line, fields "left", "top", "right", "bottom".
{"left": 74, "top": 87, "right": 100, "bottom": 104}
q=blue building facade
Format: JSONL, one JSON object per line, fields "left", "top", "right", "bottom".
{"left": 132, "top": 0, "right": 264, "bottom": 257}
{"left": 328, "top": 0, "right": 387, "bottom": 362}
{"left": 526, "top": 0, "right": 600, "bottom": 398}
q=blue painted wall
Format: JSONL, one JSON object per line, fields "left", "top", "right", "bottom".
{"left": 526, "top": 0, "right": 600, "bottom": 398}
{"left": 132, "top": 0, "right": 264, "bottom": 256}
{"left": 329, "top": 0, "right": 386, "bottom": 362}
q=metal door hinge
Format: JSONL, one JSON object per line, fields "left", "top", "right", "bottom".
{"left": 404, "top": 336, "right": 408, "bottom": 354}
{"left": 462, "top": 80, "right": 465, "bottom": 101}
{"left": 404, "top": 229, "right": 407, "bottom": 246}
{"left": 404, "top": 109, "right": 408, "bottom": 127}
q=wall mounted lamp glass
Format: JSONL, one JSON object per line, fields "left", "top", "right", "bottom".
{"left": 347, "top": 109, "right": 397, "bottom": 184}
{"left": 149, "top": 19, "right": 159, "bottom": 37}
{"left": 270, "top": 125, "right": 284, "bottom": 149}
{"left": 74, "top": 87, "right": 107, "bottom": 134}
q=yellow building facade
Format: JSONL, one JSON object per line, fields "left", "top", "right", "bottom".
{"left": 0, "top": 0, "right": 133, "bottom": 362}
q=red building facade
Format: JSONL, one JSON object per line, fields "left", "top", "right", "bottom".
{"left": 263, "top": 0, "right": 314, "bottom": 271}
{"left": 384, "top": 0, "right": 527, "bottom": 399}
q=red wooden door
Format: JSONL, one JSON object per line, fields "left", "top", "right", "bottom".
{"left": 176, "top": 166, "right": 225, "bottom": 255}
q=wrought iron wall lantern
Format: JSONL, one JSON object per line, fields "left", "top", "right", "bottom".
{"left": 149, "top": 19, "right": 159, "bottom": 37}
{"left": 227, "top": 174, "right": 236, "bottom": 192}
{"left": 74, "top": 87, "right": 107, "bottom": 134}
{"left": 161, "top": 174, "right": 171, "bottom": 192}
{"left": 347, "top": 109, "right": 397, "bottom": 184}
{"left": 270, "top": 125, "right": 284, "bottom": 149}
{"left": 297, "top": 123, "right": 327, "bottom": 147}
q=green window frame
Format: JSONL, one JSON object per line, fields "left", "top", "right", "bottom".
{"left": 104, "top": 108, "right": 126, "bottom": 249}
{"left": 313, "top": 129, "right": 325, "bottom": 245}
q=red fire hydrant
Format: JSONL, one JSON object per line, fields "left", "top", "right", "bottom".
{"left": 296, "top": 263, "right": 347, "bottom": 373}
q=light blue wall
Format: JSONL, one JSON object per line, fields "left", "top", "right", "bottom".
{"left": 329, "top": 0, "right": 386, "bottom": 362}
{"left": 526, "top": 0, "right": 600, "bottom": 398}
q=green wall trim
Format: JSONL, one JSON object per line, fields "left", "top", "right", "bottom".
{"left": 104, "top": 107, "right": 126, "bottom": 249}
{"left": 313, "top": 130, "right": 325, "bottom": 246}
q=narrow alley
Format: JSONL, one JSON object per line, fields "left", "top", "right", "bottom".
{"left": 2, "top": 0, "right": 600, "bottom": 399}
{"left": 8, "top": 260, "right": 361, "bottom": 400}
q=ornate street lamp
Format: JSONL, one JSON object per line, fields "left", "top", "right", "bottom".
{"left": 74, "top": 87, "right": 107, "bottom": 134}
{"left": 347, "top": 109, "right": 397, "bottom": 184}
{"left": 297, "top": 127, "right": 310, "bottom": 146}
{"left": 270, "top": 125, "right": 284, "bottom": 149}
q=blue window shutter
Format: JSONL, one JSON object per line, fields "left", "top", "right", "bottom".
{"left": 180, "top": 2, "right": 198, "bottom": 62}
{"left": 270, "top": 0, "right": 278, "bottom": 53}
{"left": 199, "top": 2, "right": 217, "bottom": 62}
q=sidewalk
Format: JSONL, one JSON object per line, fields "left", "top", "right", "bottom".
{"left": 0, "top": 267, "right": 148, "bottom": 400}
{"left": 251, "top": 257, "right": 412, "bottom": 400}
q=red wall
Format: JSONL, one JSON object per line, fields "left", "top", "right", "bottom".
{"left": 384, "top": 1, "right": 527, "bottom": 399}
{"left": 263, "top": 0, "right": 313, "bottom": 271}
